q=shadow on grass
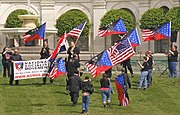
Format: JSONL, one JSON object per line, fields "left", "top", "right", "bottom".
{"left": 54, "top": 91, "right": 67, "bottom": 95}
{"left": 31, "top": 103, "right": 47, "bottom": 107}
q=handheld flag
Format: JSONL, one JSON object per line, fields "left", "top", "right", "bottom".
{"left": 128, "top": 28, "right": 141, "bottom": 48}
{"left": 49, "top": 58, "right": 66, "bottom": 79}
{"left": 98, "top": 18, "right": 128, "bottom": 37}
{"left": 67, "top": 22, "right": 86, "bottom": 39}
{"left": 142, "top": 21, "right": 171, "bottom": 42}
{"left": 24, "top": 23, "right": 46, "bottom": 44}
{"left": 49, "top": 32, "right": 67, "bottom": 63}
{"left": 86, "top": 38, "right": 134, "bottom": 78}
{"left": 115, "top": 74, "right": 129, "bottom": 106}
{"left": 85, "top": 50, "right": 113, "bottom": 78}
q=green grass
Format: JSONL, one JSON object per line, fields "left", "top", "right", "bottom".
{"left": 0, "top": 73, "right": 179, "bottom": 115}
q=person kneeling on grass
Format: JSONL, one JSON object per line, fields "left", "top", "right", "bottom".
{"left": 138, "top": 56, "right": 149, "bottom": 90}
{"left": 81, "top": 76, "right": 94, "bottom": 114}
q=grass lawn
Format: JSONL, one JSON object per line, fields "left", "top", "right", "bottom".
{"left": 0, "top": 73, "right": 179, "bottom": 115}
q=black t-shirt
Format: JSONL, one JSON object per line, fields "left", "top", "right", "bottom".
{"left": 168, "top": 50, "right": 178, "bottom": 62}
{"left": 40, "top": 47, "right": 50, "bottom": 59}
{"left": 147, "top": 56, "right": 153, "bottom": 69}
{"left": 100, "top": 78, "right": 110, "bottom": 88}
{"left": 2, "top": 51, "right": 12, "bottom": 63}
{"left": 141, "top": 62, "right": 149, "bottom": 71}
{"left": 67, "top": 46, "right": 80, "bottom": 61}
{"left": 66, "top": 58, "right": 80, "bottom": 77}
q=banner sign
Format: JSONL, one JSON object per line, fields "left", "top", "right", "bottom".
{"left": 14, "top": 59, "right": 49, "bottom": 80}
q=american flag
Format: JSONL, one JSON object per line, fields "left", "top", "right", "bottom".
{"left": 115, "top": 74, "right": 129, "bottom": 106}
{"left": 142, "top": 29, "right": 155, "bottom": 41}
{"left": 128, "top": 28, "right": 141, "bottom": 48}
{"left": 98, "top": 18, "right": 128, "bottom": 38}
{"left": 86, "top": 38, "right": 134, "bottom": 78}
{"left": 67, "top": 22, "right": 86, "bottom": 39}
{"left": 107, "top": 38, "right": 135, "bottom": 66}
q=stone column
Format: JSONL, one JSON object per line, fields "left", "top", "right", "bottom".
{"left": 40, "top": 0, "right": 55, "bottom": 48}
{"left": 92, "top": 0, "right": 106, "bottom": 54}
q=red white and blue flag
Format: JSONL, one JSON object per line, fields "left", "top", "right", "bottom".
{"left": 115, "top": 74, "right": 129, "bottom": 106}
{"left": 49, "top": 32, "right": 67, "bottom": 63}
{"left": 86, "top": 38, "right": 134, "bottom": 78}
{"left": 142, "top": 21, "right": 171, "bottom": 42}
{"left": 128, "top": 28, "right": 141, "bottom": 48}
{"left": 49, "top": 58, "right": 66, "bottom": 79}
{"left": 98, "top": 18, "right": 128, "bottom": 38}
{"left": 23, "top": 23, "right": 46, "bottom": 44}
{"left": 67, "top": 22, "right": 86, "bottom": 39}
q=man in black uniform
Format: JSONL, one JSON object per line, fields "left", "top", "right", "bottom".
{"left": 40, "top": 41, "right": 52, "bottom": 85}
{"left": 122, "top": 58, "right": 134, "bottom": 77}
{"left": 68, "top": 71, "right": 82, "bottom": 106}
{"left": 67, "top": 41, "right": 80, "bottom": 62}
{"left": 9, "top": 48, "right": 23, "bottom": 85}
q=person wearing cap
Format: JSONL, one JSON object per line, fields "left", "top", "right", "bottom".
{"left": 68, "top": 71, "right": 82, "bottom": 106}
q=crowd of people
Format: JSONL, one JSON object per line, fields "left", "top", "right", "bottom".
{"left": 1, "top": 40, "right": 179, "bottom": 114}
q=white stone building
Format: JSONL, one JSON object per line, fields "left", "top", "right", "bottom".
{"left": 0, "top": 0, "right": 179, "bottom": 55}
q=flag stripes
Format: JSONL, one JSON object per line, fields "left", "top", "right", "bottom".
{"left": 142, "top": 29, "right": 155, "bottom": 41}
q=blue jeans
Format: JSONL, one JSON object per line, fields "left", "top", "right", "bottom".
{"left": 168, "top": 62, "right": 178, "bottom": 78}
{"left": 138, "top": 71, "right": 148, "bottom": 89}
{"left": 82, "top": 95, "right": 90, "bottom": 112}
{"left": 147, "top": 69, "right": 152, "bottom": 85}
{"left": 101, "top": 90, "right": 111, "bottom": 103}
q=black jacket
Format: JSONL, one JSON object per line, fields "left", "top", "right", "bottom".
{"left": 82, "top": 80, "right": 93, "bottom": 93}
{"left": 40, "top": 47, "right": 50, "bottom": 59}
{"left": 69, "top": 75, "right": 82, "bottom": 92}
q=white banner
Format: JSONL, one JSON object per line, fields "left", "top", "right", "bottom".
{"left": 14, "top": 59, "right": 49, "bottom": 80}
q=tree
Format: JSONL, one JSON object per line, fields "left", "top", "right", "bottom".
{"left": 5, "top": 9, "right": 39, "bottom": 28}
{"left": 56, "top": 9, "right": 90, "bottom": 37}
{"left": 166, "top": 7, "right": 180, "bottom": 31}
{"left": 140, "top": 8, "right": 167, "bottom": 29}
{"left": 100, "top": 9, "right": 135, "bottom": 32}
{"left": 56, "top": 9, "right": 90, "bottom": 51}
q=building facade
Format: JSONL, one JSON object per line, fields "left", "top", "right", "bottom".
{"left": 0, "top": 0, "right": 179, "bottom": 54}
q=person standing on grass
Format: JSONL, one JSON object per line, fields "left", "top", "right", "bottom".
{"left": 9, "top": 48, "right": 22, "bottom": 85}
{"left": 2, "top": 46, "right": 13, "bottom": 78}
{"left": 69, "top": 71, "right": 82, "bottom": 106}
{"left": 137, "top": 56, "right": 149, "bottom": 90}
{"left": 122, "top": 58, "right": 134, "bottom": 77}
{"left": 100, "top": 73, "right": 111, "bottom": 108}
{"left": 40, "top": 41, "right": 52, "bottom": 85}
{"left": 105, "top": 68, "right": 114, "bottom": 94}
{"left": 146, "top": 50, "right": 154, "bottom": 87}
{"left": 167, "top": 45, "right": 178, "bottom": 79}
{"left": 81, "top": 76, "right": 93, "bottom": 114}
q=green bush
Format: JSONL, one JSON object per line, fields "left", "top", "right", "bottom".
{"left": 100, "top": 9, "right": 135, "bottom": 32}
{"left": 56, "top": 9, "right": 90, "bottom": 37}
{"left": 140, "top": 8, "right": 167, "bottom": 29}
{"left": 5, "top": 9, "right": 39, "bottom": 28}
{"left": 166, "top": 7, "right": 180, "bottom": 31}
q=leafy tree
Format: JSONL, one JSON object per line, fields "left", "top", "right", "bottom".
{"left": 56, "top": 9, "right": 90, "bottom": 51}
{"left": 166, "top": 7, "right": 180, "bottom": 31}
{"left": 140, "top": 8, "right": 167, "bottom": 29}
{"left": 56, "top": 9, "right": 90, "bottom": 37}
{"left": 5, "top": 9, "right": 39, "bottom": 28}
{"left": 100, "top": 9, "right": 135, "bottom": 32}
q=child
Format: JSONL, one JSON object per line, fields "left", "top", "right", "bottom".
{"left": 138, "top": 56, "right": 149, "bottom": 90}
{"left": 81, "top": 76, "right": 93, "bottom": 114}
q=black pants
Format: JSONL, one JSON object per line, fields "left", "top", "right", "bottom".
{"left": 2, "top": 62, "right": 11, "bottom": 77}
{"left": 70, "top": 91, "right": 79, "bottom": 104}
{"left": 9, "top": 65, "right": 19, "bottom": 85}
{"left": 43, "top": 77, "right": 53, "bottom": 85}
{"left": 123, "top": 61, "right": 133, "bottom": 74}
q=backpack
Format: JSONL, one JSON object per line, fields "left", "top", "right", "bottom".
{"left": 82, "top": 81, "right": 94, "bottom": 94}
